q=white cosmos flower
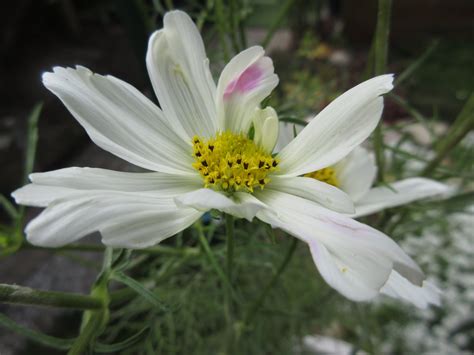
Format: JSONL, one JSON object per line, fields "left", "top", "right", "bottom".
{"left": 12, "top": 10, "right": 434, "bottom": 307}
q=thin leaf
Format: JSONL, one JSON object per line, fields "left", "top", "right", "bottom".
{"left": 395, "top": 40, "right": 439, "bottom": 87}
{"left": 111, "top": 271, "right": 168, "bottom": 311}
{"left": 0, "top": 312, "right": 73, "bottom": 350}
{"left": 0, "top": 311, "right": 147, "bottom": 353}
{"left": 0, "top": 194, "right": 18, "bottom": 219}
{"left": 95, "top": 326, "right": 150, "bottom": 353}
{"left": 24, "top": 102, "right": 42, "bottom": 184}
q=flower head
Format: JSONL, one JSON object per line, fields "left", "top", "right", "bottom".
{"left": 13, "top": 10, "right": 437, "bottom": 307}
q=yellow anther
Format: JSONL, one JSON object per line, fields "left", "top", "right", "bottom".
{"left": 305, "top": 167, "right": 339, "bottom": 187}
{"left": 192, "top": 131, "right": 278, "bottom": 193}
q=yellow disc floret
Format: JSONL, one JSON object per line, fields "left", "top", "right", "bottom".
{"left": 192, "top": 131, "right": 279, "bottom": 193}
{"left": 305, "top": 167, "right": 339, "bottom": 187}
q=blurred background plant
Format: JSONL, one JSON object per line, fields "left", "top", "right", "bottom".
{"left": 0, "top": 0, "right": 473, "bottom": 354}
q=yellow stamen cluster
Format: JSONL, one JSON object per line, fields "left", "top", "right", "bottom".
{"left": 192, "top": 131, "right": 278, "bottom": 193}
{"left": 305, "top": 167, "right": 339, "bottom": 187}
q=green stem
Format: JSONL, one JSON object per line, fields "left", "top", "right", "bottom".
{"left": 226, "top": 214, "right": 235, "bottom": 279}
{"left": 197, "top": 224, "right": 237, "bottom": 302}
{"left": 69, "top": 248, "right": 112, "bottom": 354}
{"left": 215, "top": 0, "right": 230, "bottom": 62}
{"left": 224, "top": 214, "right": 235, "bottom": 350}
{"left": 374, "top": 0, "right": 392, "bottom": 75}
{"left": 261, "top": 0, "right": 295, "bottom": 48}
{"left": 243, "top": 237, "right": 298, "bottom": 325}
{"left": 0, "top": 284, "right": 103, "bottom": 310}
{"left": 229, "top": 0, "right": 241, "bottom": 53}
{"left": 372, "top": 0, "right": 392, "bottom": 183}
{"left": 421, "top": 93, "right": 474, "bottom": 177}
{"left": 238, "top": 13, "right": 247, "bottom": 49}
{"left": 68, "top": 318, "right": 101, "bottom": 355}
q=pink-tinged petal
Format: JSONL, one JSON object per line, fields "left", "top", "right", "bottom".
{"left": 216, "top": 46, "right": 279, "bottom": 133}
{"left": 224, "top": 63, "right": 264, "bottom": 98}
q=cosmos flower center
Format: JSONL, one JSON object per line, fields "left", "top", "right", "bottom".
{"left": 192, "top": 131, "right": 279, "bottom": 193}
{"left": 305, "top": 168, "right": 339, "bottom": 187}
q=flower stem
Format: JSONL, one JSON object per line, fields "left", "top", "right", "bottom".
{"left": 229, "top": 0, "right": 241, "bottom": 53}
{"left": 224, "top": 214, "right": 236, "bottom": 350}
{"left": 372, "top": 0, "right": 392, "bottom": 183}
{"left": 69, "top": 248, "right": 112, "bottom": 354}
{"left": 0, "top": 283, "right": 103, "bottom": 310}
{"left": 261, "top": 0, "right": 295, "bottom": 49}
{"left": 238, "top": 8, "right": 247, "bottom": 49}
{"left": 225, "top": 214, "right": 235, "bottom": 280}
{"left": 243, "top": 237, "right": 298, "bottom": 325}
{"left": 214, "top": 0, "right": 230, "bottom": 62}
{"left": 196, "top": 224, "right": 237, "bottom": 302}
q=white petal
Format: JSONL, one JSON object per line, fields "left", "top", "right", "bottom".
{"left": 267, "top": 176, "right": 355, "bottom": 213}
{"left": 381, "top": 270, "right": 441, "bottom": 309}
{"left": 252, "top": 106, "right": 279, "bottom": 153}
{"left": 42, "top": 66, "right": 192, "bottom": 174}
{"left": 353, "top": 177, "right": 451, "bottom": 217}
{"left": 146, "top": 11, "right": 217, "bottom": 140}
{"left": 101, "top": 207, "right": 202, "bottom": 248}
{"left": 277, "top": 75, "right": 394, "bottom": 177}
{"left": 334, "top": 146, "right": 377, "bottom": 202}
{"left": 309, "top": 239, "right": 381, "bottom": 301}
{"left": 216, "top": 46, "right": 279, "bottom": 133}
{"left": 256, "top": 190, "right": 425, "bottom": 301}
{"left": 175, "top": 188, "right": 266, "bottom": 221}
{"left": 12, "top": 167, "right": 202, "bottom": 207}
{"left": 25, "top": 192, "right": 202, "bottom": 248}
